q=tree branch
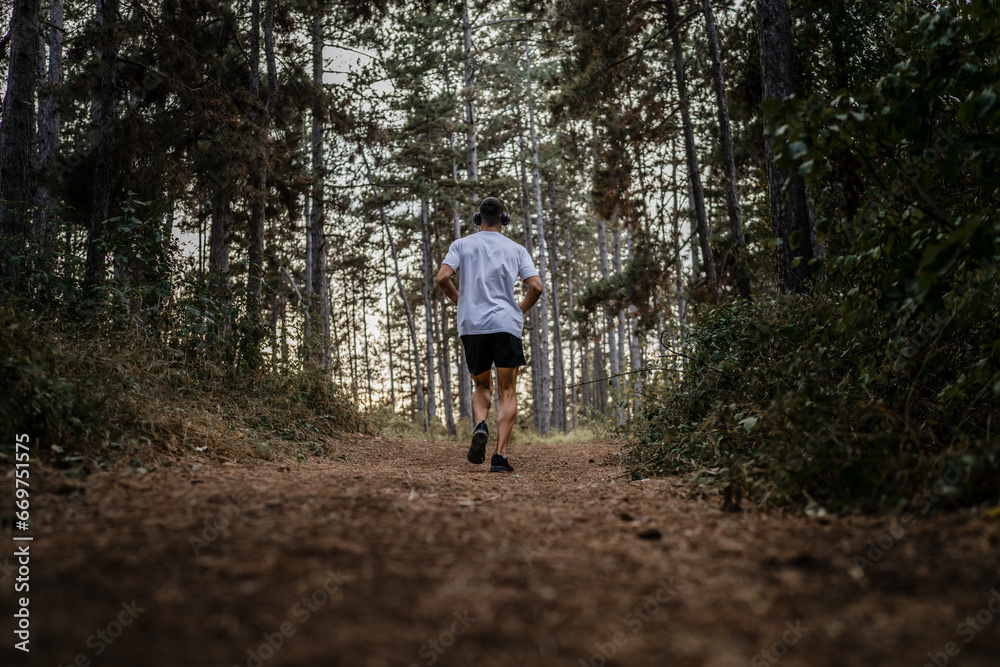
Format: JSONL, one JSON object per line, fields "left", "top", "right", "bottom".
{"left": 603, "top": 8, "right": 702, "bottom": 71}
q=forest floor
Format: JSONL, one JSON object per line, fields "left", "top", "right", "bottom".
{"left": 4, "top": 435, "right": 1000, "bottom": 667}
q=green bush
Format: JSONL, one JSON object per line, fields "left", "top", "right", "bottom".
{"left": 627, "top": 294, "right": 999, "bottom": 512}
{"left": 627, "top": 1, "right": 1000, "bottom": 513}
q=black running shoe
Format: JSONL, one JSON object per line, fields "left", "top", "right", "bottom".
{"left": 467, "top": 421, "right": 488, "bottom": 464}
{"left": 489, "top": 453, "right": 514, "bottom": 473}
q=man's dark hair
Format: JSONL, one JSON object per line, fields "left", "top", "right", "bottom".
{"left": 480, "top": 197, "right": 504, "bottom": 226}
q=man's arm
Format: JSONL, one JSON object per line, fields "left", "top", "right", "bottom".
{"left": 436, "top": 264, "right": 459, "bottom": 305}
{"left": 519, "top": 275, "right": 544, "bottom": 313}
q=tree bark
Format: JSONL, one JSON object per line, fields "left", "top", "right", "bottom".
{"left": 433, "top": 216, "right": 456, "bottom": 435}
{"left": 666, "top": 0, "right": 718, "bottom": 298}
{"left": 247, "top": 0, "right": 275, "bottom": 310}
{"left": 33, "top": 0, "right": 62, "bottom": 259}
{"left": 627, "top": 228, "right": 642, "bottom": 402}
{"left": 598, "top": 217, "right": 618, "bottom": 397}
{"left": 547, "top": 181, "right": 566, "bottom": 432}
{"left": 518, "top": 130, "right": 542, "bottom": 432}
{"left": 308, "top": 11, "right": 331, "bottom": 367}
{"left": 383, "top": 243, "right": 396, "bottom": 407}
{"left": 84, "top": 0, "right": 118, "bottom": 289}
{"left": 0, "top": 0, "right": 41, "bottom": 282}
{"left": 462, "top": 2, "right": 478, "bottom": 190}
{"left": 421, "top": 198, "right": 436, "bottom": 425}
{"left": 755, "top": 0, "right": 817, "bottom": 293}
{"left": 613, "top": 225, "right": 626, "bottom": 373}
{"left": 594, "top": 340, "right": 608, "bottom": 412}
{"left": 703, "top": 0, "right": 750, "bottom": 300}
{"left": 565, "top": 223, "right": 578, "bottom": 430}
{"left": 207, "top": 7, "right": 232, "bottom": 314}
{"left": 525, "top": 43, "right": 551, "bottom": 435}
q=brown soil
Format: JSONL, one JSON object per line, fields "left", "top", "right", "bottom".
{"left": 4, "top": 436, "right": 1000, "bottom": 667}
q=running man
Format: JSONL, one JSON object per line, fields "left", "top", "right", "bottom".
{"left": 436, "top": 196, "right": 544, "bottom": 472}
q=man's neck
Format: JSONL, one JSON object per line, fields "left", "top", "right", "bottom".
{"left": 479, "top": 226, "right": 503, "bottom": 233}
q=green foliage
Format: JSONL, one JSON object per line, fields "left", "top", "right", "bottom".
{"left": 0, "top": 303, "right": 369, "bottom": 467}
{"left": 628, "top": 1, "right": 1000, "bottom": 512}
{"left": 628, "top": 295, "right": 999, "bottom": 512}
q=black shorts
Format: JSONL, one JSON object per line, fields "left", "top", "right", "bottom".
{"left": 460, "top": 332, "right": 526, "bottom": 375}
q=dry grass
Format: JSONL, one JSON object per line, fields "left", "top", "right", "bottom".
{"left": 0, "top": 307, "right": 370, "bottom": 469}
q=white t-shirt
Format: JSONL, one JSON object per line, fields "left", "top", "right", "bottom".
{"left": 442, "top": 230, "right": 539, "bottom": 338}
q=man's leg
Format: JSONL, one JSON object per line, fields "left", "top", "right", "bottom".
{"left": 471, "top": 368, "right": 493, "bottom": 425}
{"left": 495, "top": 367, "right": 518, "bottom": 457}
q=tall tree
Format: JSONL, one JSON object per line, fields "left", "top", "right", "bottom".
{"left": 756, "top": 0, "right": 817, "bottom": 292}
{"left": 444, "top": 33, "right": 473, "bottom": 427}
{"left": 702, "top": 0, "right": 750, "bottom": 300}
{"left": 84, "top": 0, "right": 119, "bottom": 288}
{"left": 0, "top": 0, "right": 41, "bottom": 280}
{"left": 666, "top": 0, "right": 718, "bottom": 298}
{"left": 308, "top": 9, "right": 332, "bottom": 367}
{"left": 420, "top": 198, "right": 437, "bottom": 422}
{"left": 462, "top": 2, "right": 478, "bottom": 194}
{"left": 526, "top": 42, "right": 551, "bottom": 435}
{"left": 518, "top": 137, "right": 543, "bottom": 431}
{"left": 206, "top": 4, "right": 232, "bottom": 306}
{"left": 33, "top": 0, "right": 63, "bottom": 258}
{"left": 547, "top": 181, "right": 566, "bottom": 432}
{"left": 247, "top": 0, "right": 277, "bottom": 319}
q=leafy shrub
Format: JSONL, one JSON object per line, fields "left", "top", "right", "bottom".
{"left": 628, "top": 1, "right": 1000, "bottom": 513}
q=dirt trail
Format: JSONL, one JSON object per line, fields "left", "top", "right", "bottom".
{"left": 4, "top": 436, "right": 1000, "bottom": 667}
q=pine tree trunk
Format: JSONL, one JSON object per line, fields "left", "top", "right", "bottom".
{"left": 581, "top": 340, "right": 591, "bottom": 411}
{"left": 309, "top": 11, "right": 331, "bottom": 367}
{"left": 613, "top": 226, "right": 626, "bottom": 372}
{"left": 703, "top": 0, "right": 751, "bottom": 300}
{"left": 462, "top": 2, "right": 478, "bottom": 190}
{"left": 433, "top": 216, "right": 457, "bottom": 435}
{"left": 383, "top": 243, "right": 396, "bottom": 407}
{"left": 594, "top": 342, "right": 608, "bottom": 412}
{"left": 207, "top": 9, "right": 232, "bottom": 315}
{"left": 547, "top": 182, "right": 566, "bottom": 432}
{"left": 84, "top": 0, "right": 118, "bottom": 289}
{"left": 598, "top": 217, "right": 618, "bottom": 397}
{"left": 349, "top": 277, "right": 359, "bottom": 404}
{"left": 33, "top": 0, "right": 62, "bottom": 259}
{"left": 756, "top": 0, "right": 817, "bottom": 293}
{"left": 525, "top": 43, "right": 551, "bottom": 435}
{"left": 0, "top": 0, "right": 41, "bottom": 285}
{"left": 671, "top": 140, "right": 687, "bottom": 344}
{"left": 666, "top": 0, "right": 718, "bottom": 298}
{"left": 421, "top": 198, "right": 436, "bottom": 425}
{"left": 627, "top": 228, "right": 642, "bottom": 399}
{"left": 443, "top": 43, "right": 472, "bottom": 426}
{"left": 565, "top": 223, "right": 578, "bottom": 430}
{"left": 518, "top": 131, "right": 542, "bottom": 432}
{"left": 247, "top": 0, "right": 275, "bottom": 310}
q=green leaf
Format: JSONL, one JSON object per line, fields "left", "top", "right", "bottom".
{"left": 975, "top": 89, "right": 996, "bottom": 118}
